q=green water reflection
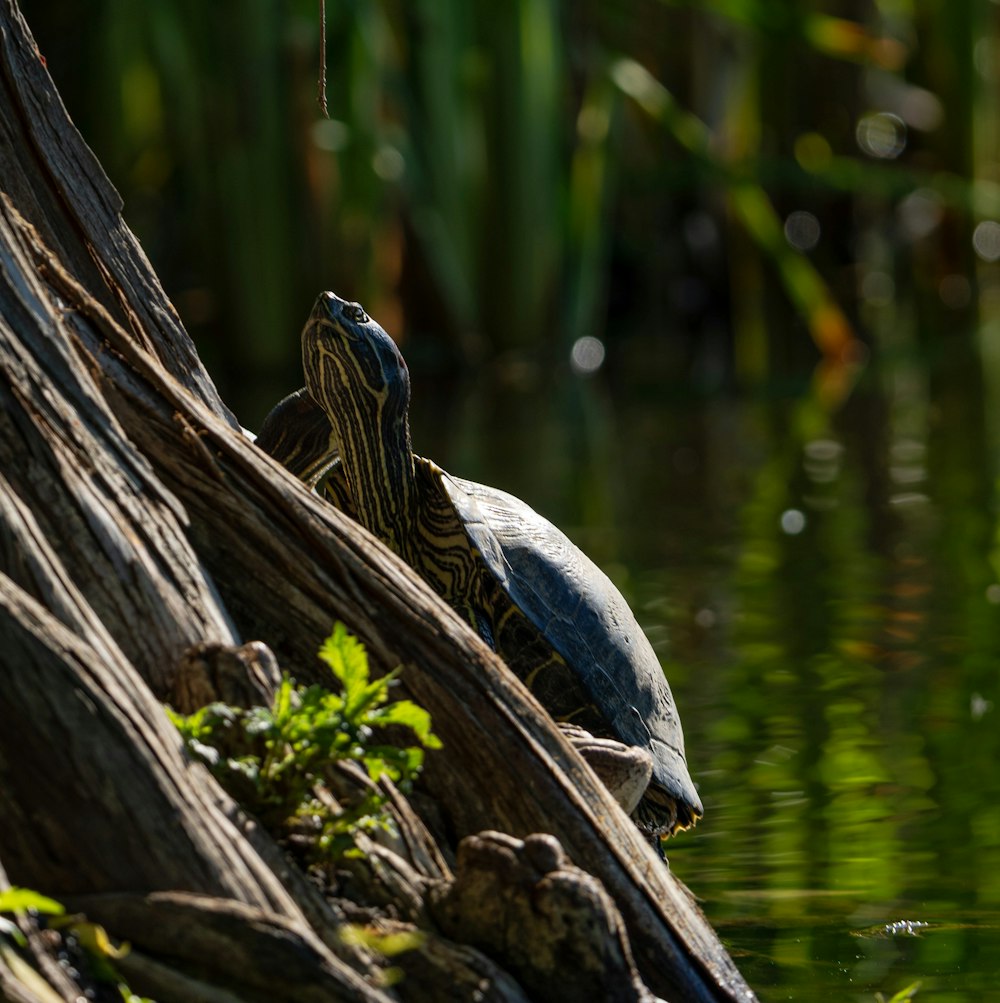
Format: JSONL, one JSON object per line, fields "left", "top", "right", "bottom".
{"left": 411, "top": 338, "right": 1000, "bottom": 1001}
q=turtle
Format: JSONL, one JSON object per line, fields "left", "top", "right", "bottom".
{"left": 257, "top": 291, "right": 703, "bottom": 837}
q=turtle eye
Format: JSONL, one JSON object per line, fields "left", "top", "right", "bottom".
{"left": 344, "top": 303, "right": 369, "bottom": 325}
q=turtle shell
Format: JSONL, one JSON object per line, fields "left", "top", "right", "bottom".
{"left": 257, "top": 385, "right": 702, "bottom": 830}
{"left": 439, "top": 469, "right": 703, "bottom": 824}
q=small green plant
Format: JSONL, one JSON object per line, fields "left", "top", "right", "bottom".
{"left": 0, "top": 889, "right": 151, "bottom": 1002}
{"left": 340, "top": 925, "right": 427, "bottom": 987}
{"left": 168, "top": 623, "right": 441, "bottom": 858}
{"left": 0, "top": 887, "right": 63, "bottom": 945}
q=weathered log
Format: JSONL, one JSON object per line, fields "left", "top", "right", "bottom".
{"left": 0, "top": 3, "right": 757, "bottom": 1001}
{"left": 20, "top": 204, "right": 746, "bottom": 1001}
{"left": 68, "top": 892, "right": 391, "bottom": 1003}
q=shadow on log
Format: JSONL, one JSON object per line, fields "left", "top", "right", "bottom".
{"left": 0, "top": 3, "right": 756, "bottom": 1001}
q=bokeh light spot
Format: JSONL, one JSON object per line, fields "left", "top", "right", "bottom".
{"left": 684, "top": 212, "right": 719, "bottom": 254}
{"left": 694, "top": 608, "right": 716, "bottom": 629}
{"left": 784, "top": 210, "right": 821, "bottom": 251}
{"left": 939, "top": 274, "right": 972, "bottom": 309}
{"left": 856, "top": 112, "right": 907, "bottom": 159}
{"left": 372, "top": 145, "right": 405, "bottom": 181}
{"left": 973, "top": 220, "right": 1000, "bottom": 262}
{"left": 570, "top": 336, "right": 606, "bottom": 375}
{"left": 311, "top": 118, "right": 349, "bottom": 152}
{"left": 898, "top": 189, "right": 943, "bottom": 241}
{"left": 794, "top": 132, "right": 833, "bottom": 172}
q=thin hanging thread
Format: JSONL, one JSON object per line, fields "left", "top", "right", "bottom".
{"left": 318, "top": 0, "right": 328, "bottom": 117}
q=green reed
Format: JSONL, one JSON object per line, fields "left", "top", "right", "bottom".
{"left": 25, "top": 1, "right": 1000, "bottom": 421}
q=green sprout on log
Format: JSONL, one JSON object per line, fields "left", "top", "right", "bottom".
{"left": 168, "top": 623, "right": 441, "bottom": 859}
{"left": 0, "top": 888, "right": 151, "bottom": 1002}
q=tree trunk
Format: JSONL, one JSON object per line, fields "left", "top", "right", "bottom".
{"left": 0, "top": 4, "right": 755, "bottom": 1001}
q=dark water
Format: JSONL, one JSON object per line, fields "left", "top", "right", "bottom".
{"left": 410, "top": 336, "right": 1000, "bottom": 1002}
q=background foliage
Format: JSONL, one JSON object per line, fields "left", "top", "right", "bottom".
{"left": 27, "top": 2, "right": 1000, "bottom": 999}
{"left": 36, "top": 0, "right": 1000, "bottom": 423}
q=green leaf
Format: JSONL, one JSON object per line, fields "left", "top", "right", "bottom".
{"left": 163, "top": 704, "right": 186, "bottom": 728}
{"left": 271, "top": 676, "right": 296, "bottom": 724}
{"left": 340, "top": 923, "right": 426, "bottom": 956}
{"left": 65, "top": 919, "right": 129, "bottom": 960}
{"left": 244, "top": 705, "right": 278, "bottom": 737}
{"left": 318, "top": 621, "right": 371, "bottom": 704}
{"left": 877, "top": 983, "right": 921, "bottom": 1003}
{"left": 369, "top": 700, "right": 443, "bottom": 748}
{"left": 350, "top": 677, "right": 394, "bottom": 719}
{"left": 226, "top": 756, "right": 261, "bottom": 783}
{"left": 362, "top": 744, "right": 425, "bottom": 783}
{"left": 0, "top": 888, "right": 64, "bottom": 916}
{"left": 119, "top": 988, "right": 155, "bottom": 1003}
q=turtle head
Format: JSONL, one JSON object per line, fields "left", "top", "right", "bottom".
{"left": 302, "top": 291, "right": 415, "bottom": 545}
{"left": 303, "top": 291, "right": 411, "bottom": 434}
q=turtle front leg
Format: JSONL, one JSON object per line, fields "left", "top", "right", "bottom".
{"left": 557, "top": 723, "right": 653, "bottom": 816}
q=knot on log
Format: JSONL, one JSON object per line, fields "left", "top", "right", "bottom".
{"left": 170, "top": 640, "right": 282, "bottom": 712}
{"left": 431, "top": 831, "right": 655, "bottom": 1003}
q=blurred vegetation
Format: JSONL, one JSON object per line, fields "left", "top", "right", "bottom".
{"left": 28, "top": 0, "right": 999, "bottom": 425}
{"left": 24, "top": 2, "right": 1000, "bottom": 999}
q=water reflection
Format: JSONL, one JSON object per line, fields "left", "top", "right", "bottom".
{"left": 411, "top": 336, "right": 1000, "bottom": 1001}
